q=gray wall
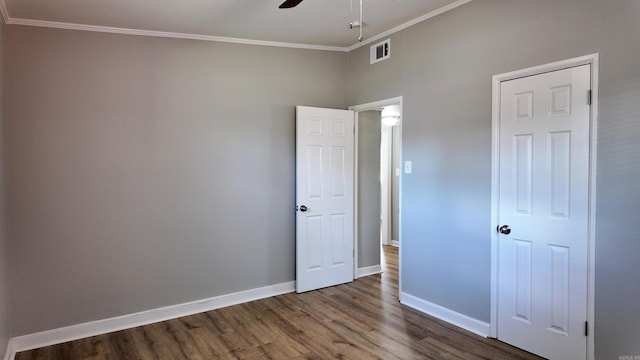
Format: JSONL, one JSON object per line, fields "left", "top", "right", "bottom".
{"left": 0, "top": 19, "right": 10, "bottom": 357}
{"left": 348, "top": 0, "right": 640, "bottom": 358}
{"left": 357, "top": 110, "right": 381, "bottom": 268}
{"left": 6, "top": 26, "right": 348, "bottom": 336}
{"left": 4, "top": 2, "right": 640, "bottom": 358}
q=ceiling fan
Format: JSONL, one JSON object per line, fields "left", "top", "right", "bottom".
{"left": 278, "top": 0, "right": 303, "bottom": 9}
{"left": 278, "top": 0, "right": 365, "bottom": 42}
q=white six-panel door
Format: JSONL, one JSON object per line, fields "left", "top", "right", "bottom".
{"left": 497, "top": 65, "right": 591, "bottom": 360}
{"left": 296, "top": 106, "right": 354, "bottom": 293}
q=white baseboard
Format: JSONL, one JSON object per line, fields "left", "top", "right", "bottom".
{"left": 3, "top": 339, "right": 14, "bottom": 360}
{"left": 356, "top": 264, "right": 382, "bottom": 278}
{"left": 390, "top": 240, "right": 399, "bottom": 247}
{"left": 11, "top": 281, "right": 295, "bottom": 354}
{"left": 400, "top": 291, "right": 490, "bottom": 337}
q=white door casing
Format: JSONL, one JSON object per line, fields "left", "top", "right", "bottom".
{"left": 380, "top": 126, "right": 392, "bottom": 246}
{"left": 495, "top": 64, "right": 591, "bottom": 360}
{"left": 296, "top": 106, "right": 355, "bottom": 293}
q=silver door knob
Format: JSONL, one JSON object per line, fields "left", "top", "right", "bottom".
{"left": 497, "top": 225, "right": 511, "bottom": 235}
{"left": 299, "top": 205, "right": 308, "bottom": 212}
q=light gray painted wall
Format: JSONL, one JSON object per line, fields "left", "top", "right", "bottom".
{"left": 0, "top": 19, "right": 10, "bottom": 357}
{"left": 6, "top": 25, "right": 348, "bottom": 336}
{"left": 348, "top": 0, "right": 640, "bottom": 358}
{"left": 5, "top": 2, "right": 640, "bottom": 359}
{"left": 357, "top": 110, "right": 381, "bottom": 268}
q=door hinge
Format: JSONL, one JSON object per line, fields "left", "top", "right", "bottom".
{"left": 584, "top": 321, "right": 589, "bottom": 337}
{"left": 587, "top": 90, "right": 592, "bottom": 105}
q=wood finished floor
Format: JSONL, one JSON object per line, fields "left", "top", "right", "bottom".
{"left": 16, "top": 246, "right": 543, "bottom": 359}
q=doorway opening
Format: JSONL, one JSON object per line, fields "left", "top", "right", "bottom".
{"left": 380, "top": 105, "right": 401, "bottom": 248}
{"left": 350, "top": 97, "right": 402, "bottom": 286}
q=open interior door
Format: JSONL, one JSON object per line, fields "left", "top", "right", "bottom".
{"left": 296, "top": 106, "right": 354, "bottom": 293}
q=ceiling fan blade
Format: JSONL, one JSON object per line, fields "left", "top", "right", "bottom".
{"left": 279, "top": 0, "right": 304, "bottom": 9}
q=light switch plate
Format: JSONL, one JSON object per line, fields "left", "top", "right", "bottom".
{"left": 404, "top": 161, "right": 412, "bottom": 174}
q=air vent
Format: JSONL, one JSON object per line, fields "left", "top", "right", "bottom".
{"left": 370, "top": 39, "right": 390, "bottom": 64}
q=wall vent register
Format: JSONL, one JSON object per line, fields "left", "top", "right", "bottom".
{"left": 370, "top": 39, "right": 390, "bottom": 64}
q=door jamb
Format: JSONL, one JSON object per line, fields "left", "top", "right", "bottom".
{"left": 380, "top": 127, "right": 393, "bottom": 246}
{"left": 489, "top": 54, "right": 598, "bottom": 360}
{"left": 349, "top": 96, "right": 403, "bottom": 281}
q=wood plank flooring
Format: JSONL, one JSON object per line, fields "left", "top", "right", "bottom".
{"left": 16, "top": 246, "right": 543, "bottom": 359}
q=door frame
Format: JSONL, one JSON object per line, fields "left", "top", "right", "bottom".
{"left": 349, "top": 96, "right": 403, "bottom": 280}
{"left": 380, "top": 126, "right": 393, "bottom": 246}
{"left": 489, "top": 54, "right": 599, "bottom": 360}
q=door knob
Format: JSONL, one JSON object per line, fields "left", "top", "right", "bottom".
{"left": 299, "top": 205, "right": 308, "bottom": 212}
{"left": 497, "top": 225, "right": 511, "bottom": 235}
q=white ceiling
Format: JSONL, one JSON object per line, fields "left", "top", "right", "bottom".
{"left": 1, "top": 0, "right": 471, "bottom": 50}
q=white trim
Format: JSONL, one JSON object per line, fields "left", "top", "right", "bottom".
{"left": 390, "top": 240, "right": 399, "bottom": 247}
{"left": 346, "top": 0, "right": 472, "bottom": 52}
{"left": 0, "top": 0, "right": 470, "bottom": 52}
{"left": 491, "top": 54, "right": 599, "bottom": 84}
{"left": 3, "top": 340, "right": 14, "bottom": 360}
{"left": 356, "top": 265, "right": 382, "bottom": 278}
{"left": 353, "top": 111, "right": 361, "bottom": 279}
{"left": 400, "top": 292, "right": 490, "bottom": 337}
{"left": 397, "top": 109, "right": 403, "bottom": 297}
{"left": 380, "top": 127, "right": 393, "bottom": 246}
{"left": 586, "top": 54, "right": 599, "bottom": 360}
{"left": 349, "top": 97, "right": 403, "bottom": 113}
{"left": 10, "top": 281, "right": 295, "bottom": 353}
{"left": 4, "top": 18, "right": 346, "bottom": 52}
{"left": 489, "top": 58, "right": 502, "bottom": 339}
{"left": 490, "top": 53, "right": 599, "bottom": 360}
{"left": 0, "top": 0, "right": 8, "bottom": 24}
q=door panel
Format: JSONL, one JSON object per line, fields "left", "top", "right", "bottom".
{"left": 296, "top": 106, "right": 354, "bottom": 293}
{"left": 497, "top": 65, "right": 590, "bottom": 360}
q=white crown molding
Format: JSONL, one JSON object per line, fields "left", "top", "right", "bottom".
{"left": 10, "top": 281, "right": 295, "bottom": 353}
{"left": 0, "top": 0, "right": 471, "bottom": 53}
{"left": 345, "top": 0, "right": 473, "bottom": 51}
{"left": 5, "top": 17, "right": 348, "bottom": 52}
